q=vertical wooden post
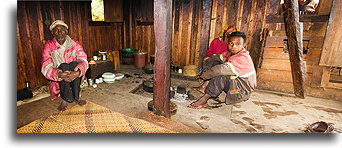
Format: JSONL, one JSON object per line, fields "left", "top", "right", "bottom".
{"left": 153, "top": 0, "right": 172, "bottom": 118}
{"left": 198, "top": 0, "right": 213, "bottom": 67}
{"left": 283, "top": 0, "right": 306, "bottom": 98}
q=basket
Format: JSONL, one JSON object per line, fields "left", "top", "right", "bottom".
{"left": 183, "top": 65, "right": 199, "bottom": 77}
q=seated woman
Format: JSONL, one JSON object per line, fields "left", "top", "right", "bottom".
{"left": 188, "top": 31, "right": 256, "bottom": 109}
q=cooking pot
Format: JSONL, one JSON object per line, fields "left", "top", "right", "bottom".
{"left": 142, "top": 79, "right": 153, "bottom": 93}
{"left": 143, "top": 63, "right": 154, "bottom": 74}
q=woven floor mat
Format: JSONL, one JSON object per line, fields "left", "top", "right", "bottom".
{"left": 17, "top": 101, "right": 176, "bottom": 133}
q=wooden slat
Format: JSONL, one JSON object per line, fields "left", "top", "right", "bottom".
{"left": 240, "top": 0, "right": 252, "bottom": 33}
{"left": 75, "top": 3, "right": 83, "bottom": 47}
{"left": 268, "top": 22, "right": 328, "bottom": 37}
{"left": 194, "top": 0, "right": 202, "bottom": 66}
{"left": 263, "top": 47, "right": 289, "bottom": 59}
{"left": 147, "top": 25, "right": 151, "bottom": 63}
{"left": 104, "top": 0, "right": 123, "bottom": 22}
{"left": 80, "top": 2, "right": 90, "bottom": 56}
{"left": 229, "top": 0, "right": 238, "bottom": 25}
{"left": 198, "top": 0, "right": 212, "bottom": 66}
{"left": 209, "top": 0, "right": 218, "bottom": 43}
{"left": 317, "top": 0, "right": 333, "bottom": 15}
{"left": 37, "top": 2, "right": 45, "bottom": 45}
{"left": 266, "top": 15, "right": 330, "bottom": 23}
{"left": 306, "top": 48, "right": 322, "bottom": 65}
{"left": 265, "top": 36, "right": 286, "bottom": 47}
{"left": 17, "top": 21, "right": 27, "bottom": 90}
{"left": 180, "top": 0, "right": 192, "bottom": 66}
{"left": 213, "top": 0, "right": 225, "bottom": 38}
{"left": 261, "top": 59, "right": 291, "bottom": 71}
{"left": 41, "top": 2, "right": 53, "bottom": 41}
{"left": 258, "top": 69, "right": 312, "bottom": 84}
{"left": 171, "top": 0, "right": 180, "bottom": 64}
{"left": 177, "top": 0, "right": 183, "bottom": 66}
{"left": 319, "top": 0, "right": 342, "bottom": 67}
{"left": 236, "top": 0, "right": 244, "bottom": 30}
{"left": 257, "top": 79, "right": 294, "bottom": 93}
{"left": 267, "top": 0, "right": 279, "bottom": 15}
{"left": 265, "top": 36, "right": 324, "bottom": 48}
{"left": 189, "top": 0, "right": 200, "bottom": 65}
{"left": 258, "top": 69, "right": 293, "bottom": 83}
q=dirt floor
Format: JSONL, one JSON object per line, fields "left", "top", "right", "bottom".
{"left": 17, "top": 65, "right": 342, "bottom": 133}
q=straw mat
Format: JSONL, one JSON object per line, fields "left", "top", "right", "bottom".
{"left": 17, "top": 101, "right": 176, "bottom": 133}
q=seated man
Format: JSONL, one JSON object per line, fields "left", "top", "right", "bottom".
{"left": 194, "top": 25, "right": 236, "bottom": 91}
{"left": 41, "top": 20, "right": 89, "bottom": 111}
{"left": 188, "top": 31, "right": 256, "bottom": 109}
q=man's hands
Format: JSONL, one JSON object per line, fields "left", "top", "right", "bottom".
{"left": 58, "top": 70, "right": 81, "bottom": 82}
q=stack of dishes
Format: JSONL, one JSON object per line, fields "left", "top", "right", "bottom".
{"left": 102, "top": 72, "right": 116, "bottom": 83}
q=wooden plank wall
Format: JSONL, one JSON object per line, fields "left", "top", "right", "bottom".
{"left": 123, "top": 0, "right": 269, "bottom": 67}
{"left": 123, "top": 0, "right": 155, "bottom": 64}
{"left": 170, "top": 0, "right": 268, "bottom": 67}
{"left": 258, "top": 0, "right": 341, "bottom": 100}
{"left": 17, "top": 1, "right": 124, "bottom": 89}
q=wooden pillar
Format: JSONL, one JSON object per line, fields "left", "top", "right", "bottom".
{"left": 283, "top": 0, "right": 306, "bottom": 98}
{"left": 198, "top": 0, "right": 213, "bottom": 67}
{"left": 153, "top": 0, "right": 172, "bottom": 118}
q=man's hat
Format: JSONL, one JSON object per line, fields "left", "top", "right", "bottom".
{"left": 49, "top": 20, "right": 68, "bottom": 31}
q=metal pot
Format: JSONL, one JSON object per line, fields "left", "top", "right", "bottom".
{"left": 142, "top": 80, "right": 153, "bottom": 93}
{"left": 143, "top": 63, "right": 154, "bottom": 74}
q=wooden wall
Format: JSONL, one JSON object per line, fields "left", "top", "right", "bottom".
{"left": 257, "top": 0, "right": 342, "bottom": 100}
{"left": 170, "top": 0, "right": 268, "bottom": 67}
{"left": 123, "top": 0, "right": 155, "bottom": 64}
{"left": 17, "top": 1, "right": 124, "bottom": 89}
{"left": 122, "top": 0, "right": 268, "bottom": 67}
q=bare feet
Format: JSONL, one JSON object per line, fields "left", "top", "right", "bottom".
{"left": 191, "top": 87, "right": 205, "bottom": 94}
{"left": 192, "top": 81, "right": 209, "bottom": 94}
{"left": 187, "top": 94, "right": 211, "bottom": 109}
{"left": 76, "top": 99, "right": 87, "bottom": 106}
{"left": 57, "top": 100, "right": 68, "bottom": 111}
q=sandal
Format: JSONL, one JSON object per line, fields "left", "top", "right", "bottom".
{"left": 187, "top": 102, "right": 208, "bottom": 109}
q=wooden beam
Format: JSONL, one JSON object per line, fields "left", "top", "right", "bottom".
{"left": 266, "top": 15, "right": 330, "bottom": 23}
{"left": 283, "top": 0, "right": 306, "bottom": 98}
{"left": 198, "top": 0, "right": 212, "bottom": 67}
{"left": 153, "top": 0, "right": 172, "bottom": 118}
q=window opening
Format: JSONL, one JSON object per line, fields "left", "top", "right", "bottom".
{"left": 91, "top": 0, "right": 104, "bottom": 21}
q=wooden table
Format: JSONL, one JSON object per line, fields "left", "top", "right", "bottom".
{"left": 86, "top": 60, "right": 113, "bottom": 79}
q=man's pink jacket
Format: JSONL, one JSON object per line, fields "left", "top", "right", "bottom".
{"left": 41, "top": 36, "right": 88, "bottom": 100}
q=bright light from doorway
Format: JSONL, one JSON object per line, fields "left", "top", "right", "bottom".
{"left": 91, "top": 0, "right": 104, "bottom": 21}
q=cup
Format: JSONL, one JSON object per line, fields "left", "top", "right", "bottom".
{"left": 88, "top": 79, "right": 93, "bottom": 86}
